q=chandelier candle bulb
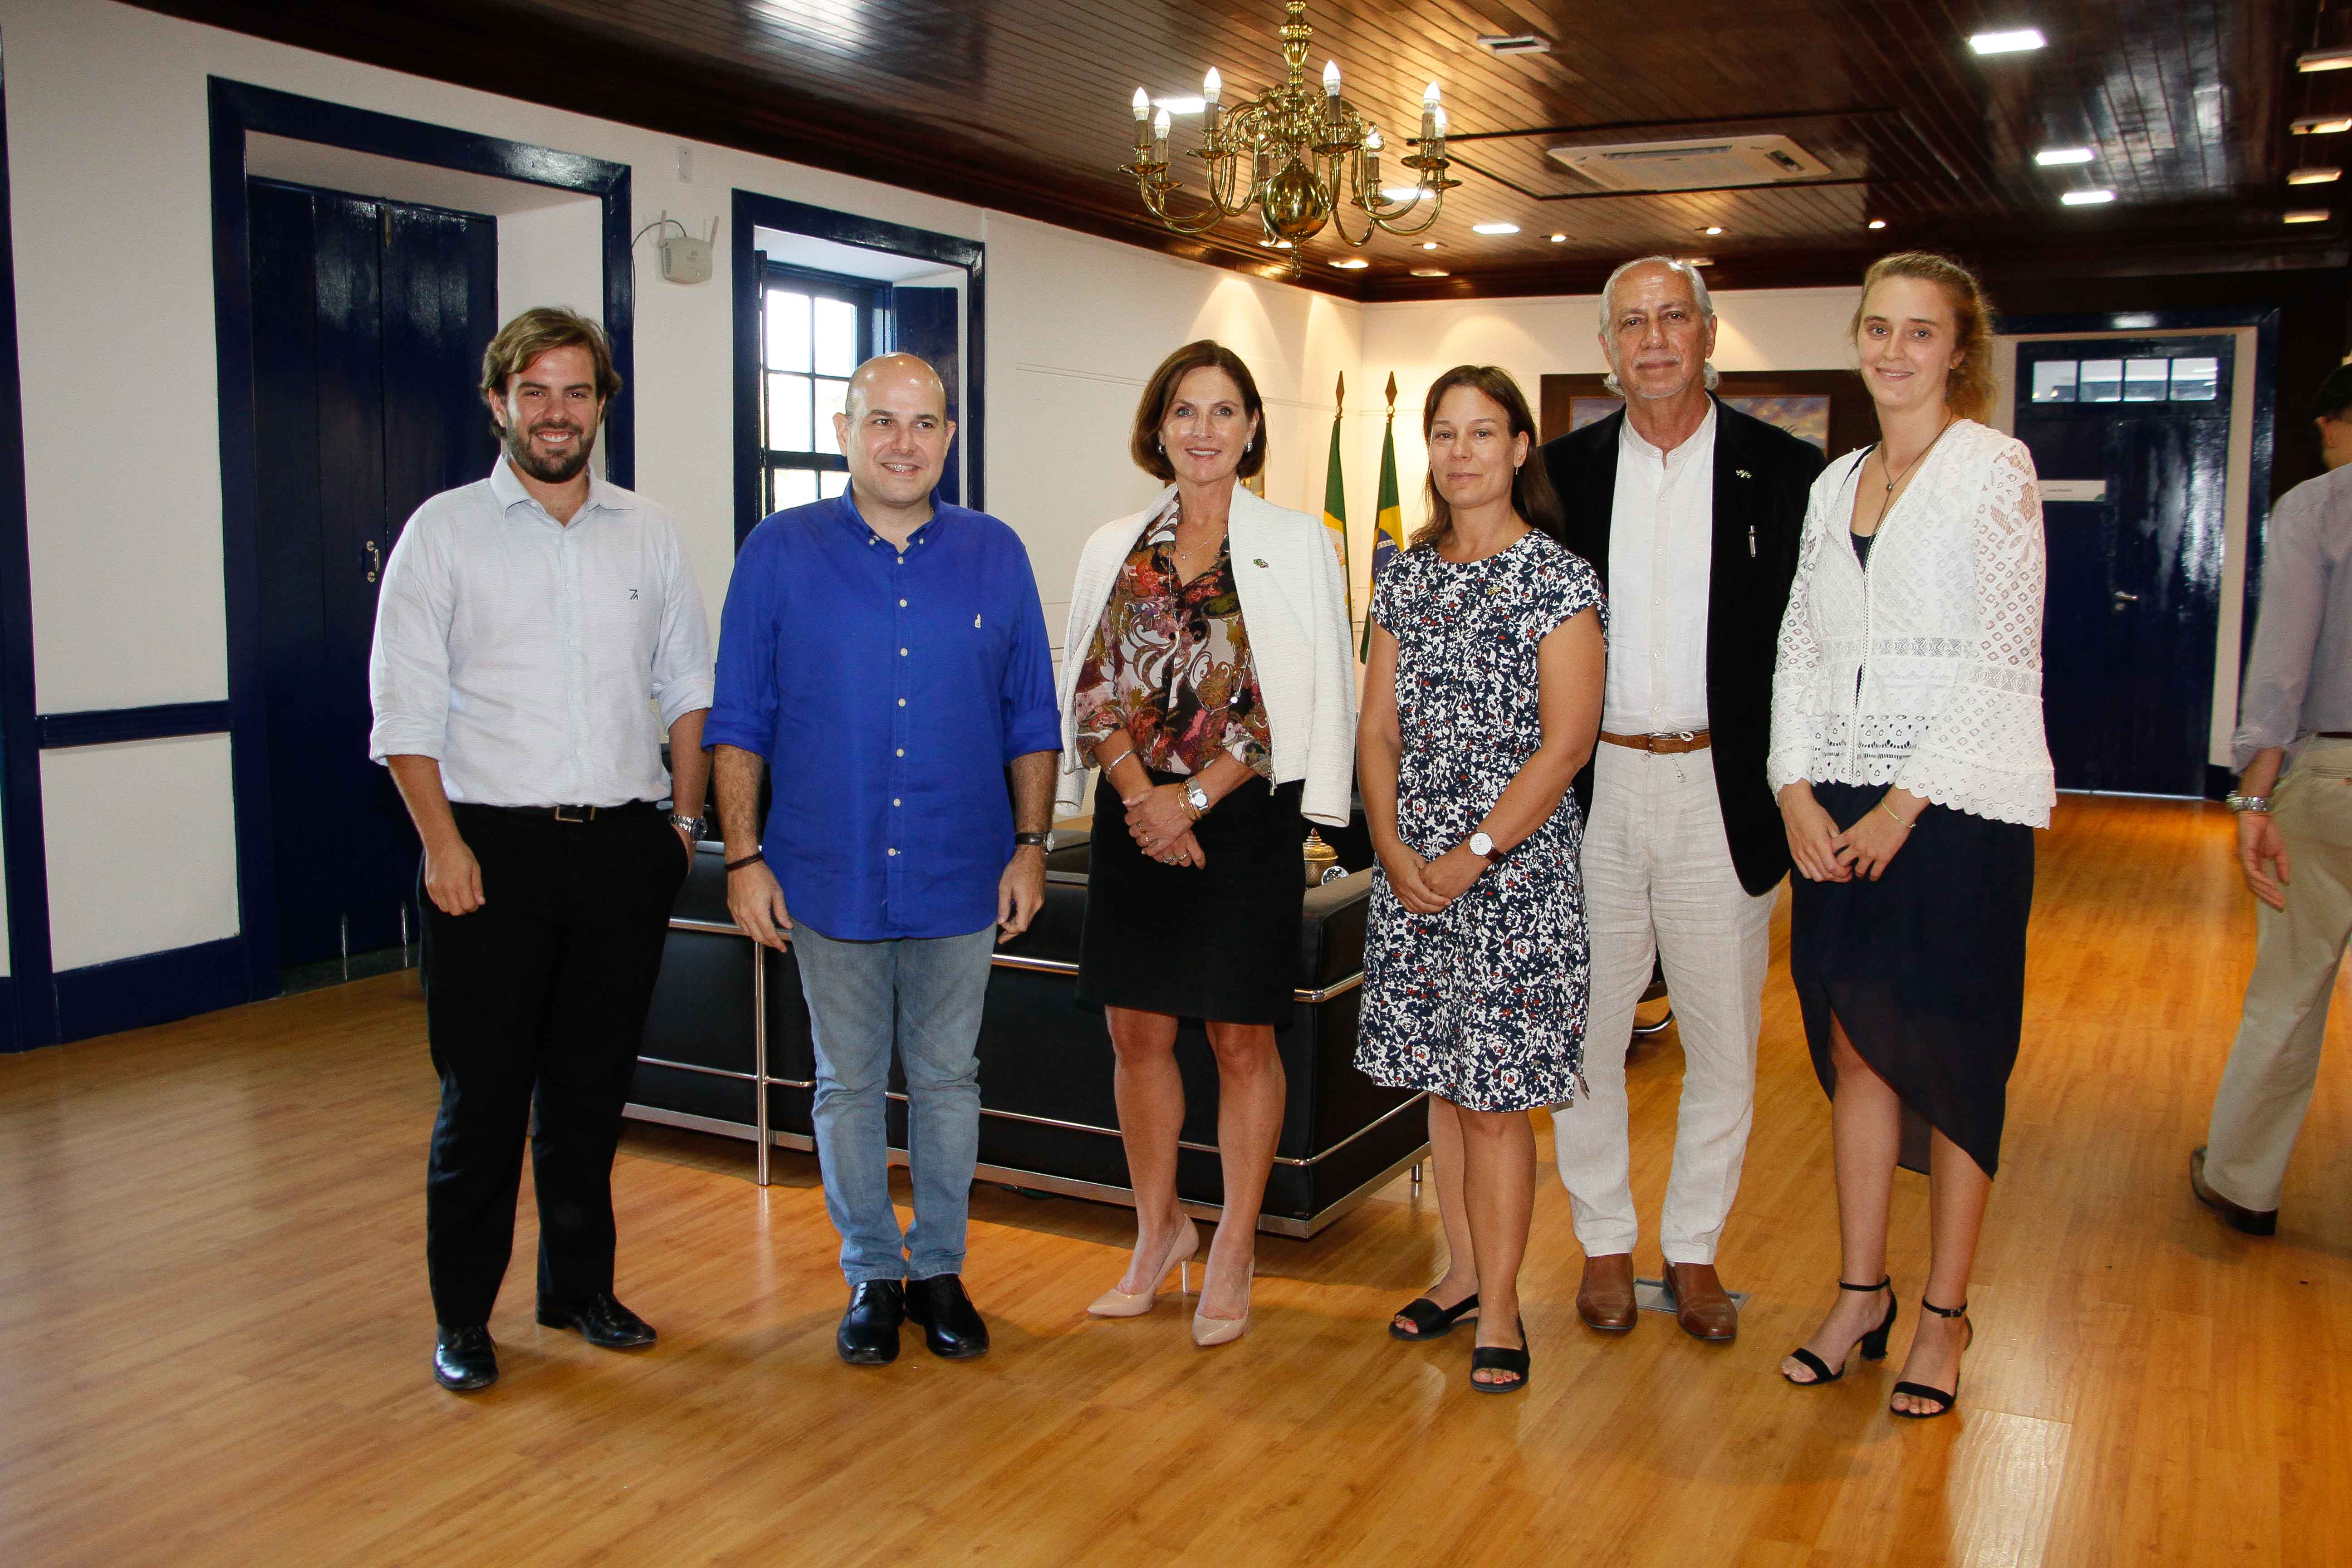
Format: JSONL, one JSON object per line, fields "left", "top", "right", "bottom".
{"left": 1324, "top": 60, "right": 1341, "bottom": 96}
{"left": 1203, "top": 68, "right": 1221, "bottom": 106}
{"left": 1132, "top": 86, "right": 1149, "bottom": 120}
{"left": 1152, "top": 106, "right": 1170, "bottom": 163}
{"left": 1420, "top": 81, "right": 1440, "bottom": 145}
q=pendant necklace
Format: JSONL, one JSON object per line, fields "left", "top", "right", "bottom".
{"left": 1880, "top": 412, "right": 1956, "bottom": 506}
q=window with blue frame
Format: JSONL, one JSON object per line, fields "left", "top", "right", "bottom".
{"left": 759, "top": 265, "right": 883, "bottom": 513}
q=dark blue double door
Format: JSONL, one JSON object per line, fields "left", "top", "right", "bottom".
{"left": 2014, "top": 336, "right": 2235, "bottom": 797}
{"left": 246, "top": 179, "right": 498, "bottom": 972}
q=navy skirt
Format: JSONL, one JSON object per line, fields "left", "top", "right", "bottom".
{"left": 1788, "top": 782, "right": 2035, "bottom": 1177}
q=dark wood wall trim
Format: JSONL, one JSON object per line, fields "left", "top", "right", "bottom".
{"left": 35, "top": 702, "right": 236, "bottom": 751}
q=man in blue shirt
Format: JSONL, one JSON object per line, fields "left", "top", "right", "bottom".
{"left": 709, "top": 353, "right": 1059, "bottom": 1365}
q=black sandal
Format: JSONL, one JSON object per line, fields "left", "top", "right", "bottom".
{"left": 1891, "top": 1298, "right": 1970, "bottom": 1419}
{"left": 1389, "top": 1291, "right": 1480, "bottom": 1342}
{"left": 1782, "top": 1277, "right": 1898, "bottom": 1387}
{"left": 1468, "top": 1316, "right": 1529, "bottom": 1394}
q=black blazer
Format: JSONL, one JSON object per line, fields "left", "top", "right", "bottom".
{"left": 1539, "top": 398, "right": 1824, "bottom": 896}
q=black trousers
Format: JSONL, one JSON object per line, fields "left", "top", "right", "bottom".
{"left": 422, "top": 800, "right": 687, "bottom": 1328}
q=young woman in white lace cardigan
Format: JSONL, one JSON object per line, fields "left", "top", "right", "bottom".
{"left": 1768, "top": 253, "right": 2054, "bottom": 1419}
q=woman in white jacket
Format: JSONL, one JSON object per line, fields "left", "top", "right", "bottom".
{"left": 1054, "top": 340, "right": 1355, "bottom": 1347}
{"left": 1769, "top": 253, "right": 2053, "bottom": 1419}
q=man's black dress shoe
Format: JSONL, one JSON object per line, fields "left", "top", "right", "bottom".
{"left": 904, "top": 1274, "right": 990, "bottom": 1359}
{"left": 536, "top": 1292, "right": 658, "bottom": 1349}
{"left": 433, "top": 1325, "right": 498, "bottom": 1392}
{"left": 838, "top": 1279, "right": 906, "bottom": 1365}
{"left": 2191, "top": 1147, "right": 2278, "bottom": 1236}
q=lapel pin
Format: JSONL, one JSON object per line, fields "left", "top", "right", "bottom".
{"left": 1736, "top": 468, "right": 1753, "bottom": 480}
{"left": 1253, "top": 557, "right": 1268, "bottom": 568}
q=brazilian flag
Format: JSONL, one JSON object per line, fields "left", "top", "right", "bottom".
{"left": 1360, "top": 409, "right": 1404, "bottom": 661}
{"left": 1321, "top": 388, "right": 1350, "bottom": 610}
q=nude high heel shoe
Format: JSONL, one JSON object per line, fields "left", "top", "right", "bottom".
{"left": 1086, "top": 1219, "right": 1199, "bottom": 1318}
{"left": 1190, "top": 1266, "right": 1253, "bottom": 1348}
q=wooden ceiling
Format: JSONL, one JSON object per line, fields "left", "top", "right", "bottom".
{"left": 136, "top": 0, "right": 2341, "bottom": 299}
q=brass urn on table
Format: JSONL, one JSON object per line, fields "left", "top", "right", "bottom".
{"left": 1302, "top": 829, "right": 1341, "bottom": 887}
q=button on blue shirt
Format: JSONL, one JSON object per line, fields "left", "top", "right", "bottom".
{"left": 707, "top": 494, "right": 1062, "bottom": 941}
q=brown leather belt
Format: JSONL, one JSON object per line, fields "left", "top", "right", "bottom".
{"left": 1600, "top": 729, "right": 1712, "bottom": 754}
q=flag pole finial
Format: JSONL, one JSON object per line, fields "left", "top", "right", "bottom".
{"left": 1384, "top": 372, "right": 1397, "bottom": 417}
{"left": 1335, "top": 372, "right": 1344, "bottom": 413}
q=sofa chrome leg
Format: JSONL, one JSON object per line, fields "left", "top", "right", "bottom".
{"left": 754, "top": 951, "right": 771, "bottom": 1189}
{"left": 1411, "top": 1160, "right": 1424, "bottom": 1191}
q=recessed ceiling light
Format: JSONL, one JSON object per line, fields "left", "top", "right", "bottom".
{"left": 1969, "top": 27, "right": 2046, "bottom": 55}
{"left": 2299, "top": 47, "right": 2352, "bottom": 72}
{"left": 1867, "top": 218, "right": 1887, "bottom": 230}
{"left": 2036, "top": 147, "right": 2095, "bottom": 165}
{"left": 2060, "top": 188, "right": 2117, "bottom": 206}
{"left": 1153, "top": 96, "right": 1205, "bottom": 114}
{"left": 1411, "top": 267, "right": 1450, "bottom": 277}
{"left": 1419, "top": 241, "right": 1440, "bottom": 250}
{"left": 1699, "top": 225, "right": 1725, "bottom": 235}
{"left": 2293, "top": 115, "right": 2352, "bottom": 134}
{"left": 1471, "top": 222, "right": 1520, "bottom": 235}
{"left": 1332, "top": 258, "right": 1370, "bottom": 269}
{"left": 1548, "top": 233, "right": 1567, "bottom": 242}
{"left": 1257, "top": 238, "right": 1295, "bottom": 248}
{"left": 1680, "top": 255, "right": 1714, "bottom": 267}
{"left": 2286, "top": 209, "right": 2331, "bottom": 223}
{"left": 2290, "top": 167, "right": 2343, "bottom": 185}
{"left": 1380, "top": 186, "right": 1423, "bottom": 202}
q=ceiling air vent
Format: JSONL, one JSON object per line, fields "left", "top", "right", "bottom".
{"left": 1477, "top": 34, "right": 1551, "bottom": 54}
{"left": 1546, "top": 134, "right": 1832, "bottom": 192}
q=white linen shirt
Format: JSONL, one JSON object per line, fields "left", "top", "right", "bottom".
{"left": 368, "top": 460, "right": 715, "bottom": 807}
{"left": 1604, "top": 401, "right": 1715, "bottom": 735}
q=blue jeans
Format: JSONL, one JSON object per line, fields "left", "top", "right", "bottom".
{"left": 792, "top": 922, "right": 995, "bottom": 1284}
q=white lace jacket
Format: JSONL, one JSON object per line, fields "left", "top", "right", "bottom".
{"left": 1767, "top": 418, "right": 2055, "bottom": 828}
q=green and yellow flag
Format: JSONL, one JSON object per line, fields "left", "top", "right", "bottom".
{"left": 1321, "top": 372, "right": 1350, "bottom": 608}
{"left": 1362, "top": 372, "right": 1405, "bottom": 661}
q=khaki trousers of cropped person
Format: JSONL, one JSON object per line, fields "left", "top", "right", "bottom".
{"left": 2205, "top": 736, "right": 2352, "bottom": 1212}
{"left": 1553, "top": 741, "right": 1778, "bottom": 1265}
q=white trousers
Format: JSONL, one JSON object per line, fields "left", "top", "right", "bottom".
{"left": 2205, "top": 737, "right": 2352, "bottom": 1211}
{"left": 1553, "top": 742, "right": 1777, "bottom": 1263}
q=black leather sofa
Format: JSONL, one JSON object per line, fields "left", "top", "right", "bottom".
{"left": 626, "top": 819, "right": 1428, "bottom": 1236}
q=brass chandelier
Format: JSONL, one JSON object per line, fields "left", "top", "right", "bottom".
{"left": 1122, "top": 0, "right": 1455, "bottom": 273}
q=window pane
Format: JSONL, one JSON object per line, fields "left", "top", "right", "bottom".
{"left": 2171, "top": 356, "right": 2220, "bottom": 401}
{"left": 767, "top": 372, "right": 814, "bottom": 452}
{"left": 2125, "top": 358, "right": 2169, "bottom": 402}
{"left": 2029, "top": 360, "right": 2078, "bottom": 403}
{"left": 764, "top": 289, "right": 811, "bottom": 372}
{"left": 819, "top": 469, "right": 850, "bottom": 499}
{"left": 813, "top": 296, "right": 858, "bottom": 376}
{"left": 2079, "top": 358, "right": 2124, "bottom": 402}
{"left": 770, "top": 465, "right": 818, "bottom": 512}
{"left": 814, "top": 376, "right": 849, "bottom": 442}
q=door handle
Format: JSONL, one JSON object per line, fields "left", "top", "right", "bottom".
{"left": 364, "top": 540, "right": 382, "bottom": 583}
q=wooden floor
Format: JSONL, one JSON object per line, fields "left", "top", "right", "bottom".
{"left": 2, "top": 795, "right": 2344, "bottom": 1566}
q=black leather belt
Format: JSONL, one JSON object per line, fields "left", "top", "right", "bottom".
{"left": 460, "top": 800, "right": 655, "bottom": 823}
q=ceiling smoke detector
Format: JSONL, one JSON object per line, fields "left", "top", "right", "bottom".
{"left": 1477, "top": 34, "right": 1551, "bottom": 55}
{"left": 1548, "top": 134, "right": 1831, "bottom": 192}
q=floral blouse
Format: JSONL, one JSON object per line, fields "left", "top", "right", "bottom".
{"left": 1071, "top": 499, "right": 1274, "bottom": 779}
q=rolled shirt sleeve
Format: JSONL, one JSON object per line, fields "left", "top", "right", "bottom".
{"left": 368, "top": 509, "right": 455, "bottom": 764}
{"left": 705, "top": 521, "right": 783, "bottom": 760}
{"left": 1000, "top": 540, "right": 1063, "bottom": 760}
{"left": 649, "top": 520, "right": 715, "bottom": 729}
{"left": 2233, "top": 480, "right": 2332, "bottom": 768}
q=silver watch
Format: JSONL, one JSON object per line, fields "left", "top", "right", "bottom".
{"left": 2225, "top": 793, "right": 2272, "bottom": 815}
{"left": 668, "top": 813, "right": 706, "bottom": 838}
{"left": 1468, "top": 830, "right": 1502, "bottom": 863}
{"left": 1184, "top": 780, "right": 1211, "bottom": 815}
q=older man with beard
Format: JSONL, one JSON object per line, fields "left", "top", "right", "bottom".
{"left": 371, "top": 307, "right": 713, "bottom": 1392}
{"left": 1538, "top": 258, "right": 1822, "bottom": 1342}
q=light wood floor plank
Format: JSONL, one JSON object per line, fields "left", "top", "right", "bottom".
{"left": 2, "top": 795, "right": 2346, "bottom": 1564}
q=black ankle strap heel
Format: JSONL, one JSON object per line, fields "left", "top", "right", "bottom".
{"left": 1782, "top": 1277, "right": 1897, "bottom": 1387}
{"left": 1890, "top": 1298, "right": 1970, "bottom": 1419}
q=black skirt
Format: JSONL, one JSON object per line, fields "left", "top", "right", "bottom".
{"left": 1075, "top": 769, "right": 1306, "bottom": 1026}
{"left": 1788, "top": 781, "right": 2035, "bottom": 1178}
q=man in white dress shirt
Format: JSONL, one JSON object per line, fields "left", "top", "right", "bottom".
{"left": 370, "top": 307, "right": 713, "bottom": 1392}
{"left": 1539, "top": 259, "right": 1823, "bottom": 1340}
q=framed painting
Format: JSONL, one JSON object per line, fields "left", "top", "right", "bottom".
{"left": 1540, "top": 371, "right": 1875, "bottom": 463}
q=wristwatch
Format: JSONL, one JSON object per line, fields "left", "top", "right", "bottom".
{"left": 668, "top": 813, "right": 706, "bottom": 839}
{"left": 1467, "top": 830, "right": 1504, "bottom": 864}
{"left": 2225, "top": 793, "right": 2273, "bottom": 815}
{"left": 1184, "top": 780, "right": 1211, "bottom": 818}
{"left": 1013, "top": 831, "right": 1051, "bottom": 848}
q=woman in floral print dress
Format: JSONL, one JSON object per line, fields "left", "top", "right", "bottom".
{"left": 1356, "top": 365, "right": 1606, "bottom": 1393}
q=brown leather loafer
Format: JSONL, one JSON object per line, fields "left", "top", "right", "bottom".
{"left": 2190, "top": 1147, "right": 2277, "bottom": 1236}
{"left": 1663, "top": 1260, "right": 1739, "bottom": 1342}
{"left": 1577, "top": 1252, "right": 1638, "bottom": 1333}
